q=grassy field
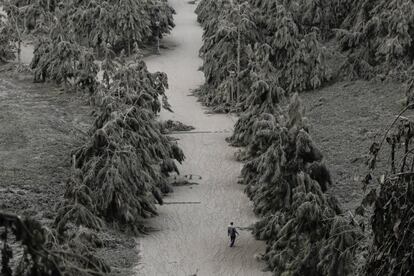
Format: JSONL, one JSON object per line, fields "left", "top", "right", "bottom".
{"left": 0, "top": 67, "right": 138, "bottom": 276}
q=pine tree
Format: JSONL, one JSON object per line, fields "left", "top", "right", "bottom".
{"left": 241, "top": 95, "right": 362, "bottom": 275}
{"left": 196, "top": 0, "right": 258, "bottom": 111}
{"left": 336, "top": 0, "right": 414, "bottom": 80}
{"left": 100, "top": 43, "right": 116, "bottom": 88}
{"left": 196, "top": 0, "right": 330, "bottom": 113}
{"left": 29, "top": 2, "right": 99, "bottom": 90}
{"left": 2, "top": 1, "right": 24, "bottom": 65}
{"left": 0, "top": 14, "right": 16, "bottom": 62}
{"left": 298, "top": 0, "right": 352, "bottom": 39}
{"left": 147, "top": 0, "right": 175, "bottom": 42}
{"left": 0, "top": 212, "right": 109, "bottom": 276}
{"left": 228, "top": 43, "right": 283, "bottom": 148}
{"left": 76, "top": 50, "right": 99, "bottom": 94}
{"left": 56, "top": 53, "right": 184, "bottom": 233}
{"left": 65, "top": 0, "right": 174, "bottom": 54}
{"left": 196, "top": 3, "right": 361, "bottom": 271}
{"left": 262, "top": 3, "right": 330, "bottom": 93}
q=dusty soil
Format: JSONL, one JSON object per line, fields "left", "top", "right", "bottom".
{"left": 301, "top": 79, "right": 412, "bottom": 212}
{"left": 0, "top": 69, "right": 90, "bottom": 218}
{"left": 0, "top": 67, "right": 138, "bottom": 276}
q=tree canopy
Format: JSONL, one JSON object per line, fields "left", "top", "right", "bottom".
{"left": 195, "top": 0, "right": 330, "bottom": 113}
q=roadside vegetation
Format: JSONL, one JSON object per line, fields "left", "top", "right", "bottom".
{"left": 3, "top": 0, "right": 414, "bottom": 275}
{"left": 196, "top": 0, "right": 414, "bottom": 275}
{"left": 0, "top": 0, "right": 183, "bottom": 275}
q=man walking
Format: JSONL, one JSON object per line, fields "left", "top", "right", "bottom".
{"left": 227, "top": 222, "right": 239, "bottom": 247}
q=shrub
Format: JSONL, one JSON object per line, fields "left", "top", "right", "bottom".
{"left": 361, "top": 115, "right": 414, "bottom": 276}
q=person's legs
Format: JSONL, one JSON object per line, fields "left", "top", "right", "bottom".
{"left": 230, "top": 236, "right": 235, "bottom": 247}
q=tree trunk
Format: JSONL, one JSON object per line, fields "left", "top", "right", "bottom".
{"left": 10, "top": 8, "right": 22, "bottom": 66}
{"left": 391, "top": 142, "right": 396, "bottom": 174}
{"left": 63, "top": 80, "right": 68, "bottom": 92}
{"left": 228, "top": 77, "right": 234, "bottom": 104}
{"left": 401, "top": 138, "right": 410, "bottom": 172}
{"left": 17, "top": 40, "right": 21, "bottom": 66}
{"left": 104, "top": 50, "right": 110, "bottom": 88}
{"left": 236, "top": 28, "right": 241, "bottom": 103}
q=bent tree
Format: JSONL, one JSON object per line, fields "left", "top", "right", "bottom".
{"left": 196, "top": 0, "right": 361, "bottom": 275}
{"left": 0, "top": 14, "right": 16, "bottom": 62}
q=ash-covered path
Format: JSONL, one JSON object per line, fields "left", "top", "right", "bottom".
{"left": 135, "top": 1, "right": 269, "bottom": 275}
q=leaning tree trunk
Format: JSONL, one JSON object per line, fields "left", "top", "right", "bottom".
{"left": 236, "top": 28, "right": 241, "bottom": 103}
{"left": 10, "top": 9, "right": 22, "bottom": 66}
{"left": 128, "top": 37, "right": 131, "bottom": 56}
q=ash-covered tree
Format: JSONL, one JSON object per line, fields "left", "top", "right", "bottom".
{"left": 196, "top": 0, "right": 330, "bottom": 113}
{"left": 114, "top": 0, "right": 151, "bottom": 54}
{"left": 56, "top": 51, "right": 184, "bottom": 233}
{"left": 263, "top": 3, "right": 330, "bottom": 93}
{"left": 30, "top": 3, "right": 99, "bottom": 91}
{"left": 241, "top": 95, "right": 362, "bottom": 276}
{"left": 196, "top": 0, "right": 258, "bottom": 111}
{"left": 196, "top": 0, "right": 230, "bottom": 31}
{"left": 0, "top": 14, "right": 16, "bottom": 62}
{"left": 0, "top": 212, "right": 109, "bottom": 276}
{"left": 296, "top": 0, "right": 352, "bottom": 39}
{"left": 2, "top": 0, "right": 57, "bottom": 39}
{"left": 2, "top": 1, "right": 24, "bottom": 65}
{"left": 336, "top": 0, "right": 414, "bottom": 80}
{"left": 69, "top": 1, "right": 113, "bottom": 49}
{"left": 68, "top": 0, "right": 175, "bottom": 54}
{"left": 228, "top": 43, "right": 284, "bottom": 150}
{"left": 147, "top": 0, "right": 175, "bottom": 42}
{"left": 76, "top": 50, "right": 99, "bottom": 94}
{"left": 31, "top": 38, "right": 97, "bottom": 92}
{"left": 100, "top": 43, "right": 116, "bottom": 88}
{"left": 30, "top": 35, "right": 82, "bottom": 89}
{"left": 196, "top": 1, "right": 358, "bottom": 275}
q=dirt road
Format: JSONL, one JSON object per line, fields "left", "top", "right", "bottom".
{"left": 135, "top": 1, "right": 269, "bottom": 275}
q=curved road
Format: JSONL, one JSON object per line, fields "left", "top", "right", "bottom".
{"left": 135, "top": 1, "right": 270, "bottom": 275}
